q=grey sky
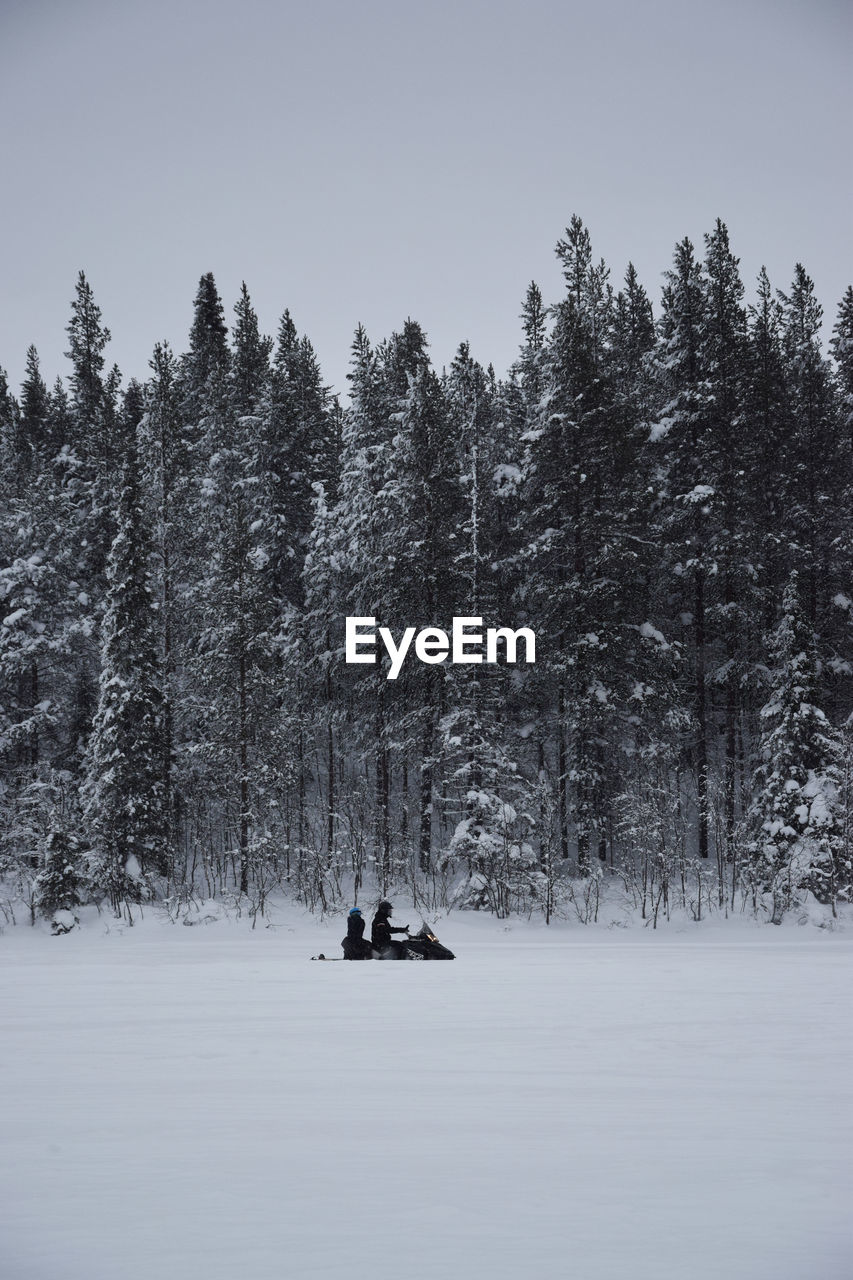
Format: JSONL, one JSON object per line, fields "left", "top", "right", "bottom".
{"left": 1, "top": 0, "right": 850, "bottom": 400}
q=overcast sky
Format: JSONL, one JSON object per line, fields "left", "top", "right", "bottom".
{"left": 1, "top": 0, "right": 850, "bottom": 400}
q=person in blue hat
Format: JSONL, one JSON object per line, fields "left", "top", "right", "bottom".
{"left": 341, "top": 907, "right": 372, "bottom": 960}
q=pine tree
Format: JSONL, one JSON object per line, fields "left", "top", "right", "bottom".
{"left": 249, "top": 310, "right": 337, "bottom": 610}
{"left": 302, "top": 484, "right": 341, "bottom": 879}
{"left": 830, "top": 287, "right": 853, "bottom": 645}
{"left": 85, "top": 448, "right": 166, "bottom": 910}
{"left": 185, "top": 285, "right": 278, "bottom": 895}
{"left": 517, "top": 282, "right": 548, "bottom": 410}
{"left": 33, "top": 827, "right": 85, "bottom": 922}
{"left": 65, "top": 271, "right": 113, "bottom": 460}
{"left": 65, "top": 273, "right": 109, "bottom": 404}
{"left": 178, "top": 272, "right": 231, "bottom": 475}
{"left": 332, "top": 325, "right": 397, "bottom": 878}
{"left": 0, "top": 367, "right": 20, "bottom": 497}
{"left": 47, "top": 377, "right": 73, "bottom": 452}
{"left": 0, "top": 358, "right": 76, "bottom": 787}
{"left": 138, "top": 341, "right": 185, "bottom": 863}
{"left": 743, "top": 267, "right": 788, "bottom": 625}
{"left": 18, "top": 346, "right": 50, "bottom": 473}
{"left": 62, "top": 271, "right": 126, "bottom": 627}
{"left": 379, "top": 323, "right": 458, "bottom": 871}
{"left": 0, "top": 507, "right": 54, "bottom": 779}
{"left": 441, "top": 342, "right": 535, "bottom": 906}
{"left": 701, "top": 221, "right": 751, "bottom": 866}
{"left": 186, "top": 272, "right": 229, "bottom": 392}
{"left": 652, "top": 235, "right": 714, "bottom": 861}
{"left": 232, "top": 282, "right": 273, "bottom": 415}
{"left": 607, "top": 259, "right": 682, "bottom": 881}
{"left": 522, "top": 216, "right": 624, "bottom": 868}
{"left": 831, "top": 285, "right": 853, "bottom": 442}
{"left": 778, "top": 265, "right": 844, "bottom": 629}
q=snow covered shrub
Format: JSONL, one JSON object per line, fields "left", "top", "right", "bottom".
{"left": 448, "top": 788, "right": 539, "bottom": 918}
{"left": 288, "top": 831, "right": 343, "bottom": 915}
{"left": 87, "top": 848, "right": 154, "bottom": 915}
{"left": 565, "top": 861, "right": 605, "bottom": 924}
{"left": 834, "top": 721, "right": 853, "bottom": 908}
{"left": 33, "top": 828, "right": 85, "bottom": 920}
{"left": 747, "top": 576, "right": 845, "bottom": 923}
{"left": 439, "top": 702, "right": 541, "bottom": 918}
{"left": 614, "top": 767, "right": 689, "bottom": 925}
{"left": 0, "top": 770, "right": 86, "bottom": 925}
{"left": 180, "top": 898, "right": 226, "bottom": 926}
{"left": 50, "top": 909, "right": 78, "bottom": 935}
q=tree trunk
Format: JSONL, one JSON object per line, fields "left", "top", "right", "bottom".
{"left": 420, "top": 693, "right": 433, "bottom": 873}
{"left": 162, "top": 541, "right": 173, "bottom": 870}
{"left": 557, "top": 685, "right": 569, "bottom": 861}
{"left": 239, "top": 647, "right": 249, "bottom": 894}
{"left": 326, "top": 707, "right": 335, "bottom": 859}
{"left": 374, "top": 696, "right": 390, "bottom": 883}
{"left": 30, "top": 660, "right": 38, "bottom": 773}
{"left": 695, "top": 567, "right": 709, "bottom": 859}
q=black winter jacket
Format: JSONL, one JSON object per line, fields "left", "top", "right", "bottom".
{"left": 342, "top": 912, "right": 371, "bottom": 959}
{"left": 371, "top": 911, "right": 408, "bottom": 951}
{"left": 347, "top": 913, "right": 366, "bottom": 943}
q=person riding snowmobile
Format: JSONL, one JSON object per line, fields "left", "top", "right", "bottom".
{"left": 341, "top": 907, "right": 372, "bottom": 960}
{"left": 371, "top": 900, "right": 410, "bottom": 958}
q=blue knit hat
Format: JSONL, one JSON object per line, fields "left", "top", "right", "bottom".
{"left": 349, "top": 907, "right": 362, "bottom": 916}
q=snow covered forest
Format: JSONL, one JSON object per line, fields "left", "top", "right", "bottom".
{"left": 2, "top": 216, "right": 853, "bottom": 928}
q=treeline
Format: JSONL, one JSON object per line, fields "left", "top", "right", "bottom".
{"left": 1, "top": 217, "right": 852, "bottom": 926}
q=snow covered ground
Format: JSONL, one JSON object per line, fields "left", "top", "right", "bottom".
{"left": 1, "top": 906, "right": 851, "bottom": 1280}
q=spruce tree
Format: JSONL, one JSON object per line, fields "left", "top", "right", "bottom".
{"left": 517, "top": 282, "right": 548, "bottom": 409}
{"left": 65, "top": 271, "right": 115, "bottom": 464}
{"left": 831, "top": 285, "right": 853, "bottom": 441}
{"left": 186, "top": 272, "right": 229, "bottom": 392}
{"left": 379, "top": 324, "right": 458, "bottom": 871}
{"left": 302, "top": 484, "right": 341, "bottom": 878}
{"left": 743, "top": 267, "right": 788, "bottom": 626}
{"left": 186, "top": 285, "right": 277, "bottom": 895}
{"left": 0, "top": 360, "right": 74, "bottom": 787}
{"left": 33, "top": 827, "right": 85, "bottom": 922}
{"left": 778, "top": 265, "right": 844, "bottom": 629}
{"left": 442, "top": 342, "right": 534, "bottom": 906}
{"left": 701, "top": 220, "right": 750, "bottom": 864}
{"left": 85, "top": 447, "right": 166, "bottom": 910}
{"left": 522, "top": 217, "right": 624, "bottom": 868}
{"left": 138, "top": 341, "right": 185, "bottom": 863}
{"left": 19, "top": 346, "right": 50, "bottom": 472}
{"left": 332, "top": 325, "right": 397, "bottom": 877}
{"left": 653, "top": 235, "right": 714, "bottom": 861}
{"left": 0, "top": 368, "right": 20, "bottom": 498}
{"left": 830, "top": 286, "right": 853, "bottom": 642}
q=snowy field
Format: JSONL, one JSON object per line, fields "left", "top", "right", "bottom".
{"left": 2, "top": 907, "right": 851, "bottom": 1280}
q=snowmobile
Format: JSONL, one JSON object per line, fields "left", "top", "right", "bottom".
{"left": 397, "top": 922, "right": 455, "bottom": 960}
{"left": 312, "top": 922, "right": 455, "bottom": 961}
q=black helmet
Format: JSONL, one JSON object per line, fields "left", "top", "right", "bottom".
{"left": 378, "top": 899, "right": 393, "bottom": 914}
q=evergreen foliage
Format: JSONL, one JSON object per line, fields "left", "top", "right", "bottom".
{"left": 84, "top": 448, "right": 166, "bottom": 910}
{"left": 1, "top": 223, "right": 851, "bottom": 924}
